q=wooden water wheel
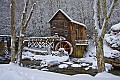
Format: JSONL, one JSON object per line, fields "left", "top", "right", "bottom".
{"left": 55, "top": 41, "right": 73, "bottom": 55}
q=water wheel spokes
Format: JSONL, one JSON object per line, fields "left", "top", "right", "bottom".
{"left": 55, "top": 41, "right": 73, "bottom": 55}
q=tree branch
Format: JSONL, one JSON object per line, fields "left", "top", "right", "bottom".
{"left": 97, "top": 0, "right": 101, "bottom": 27}
{"left": 107, "top": 0, "right": 118, "bottom": 18}
{"left": 21, "top": 0, "right": 29, "bottom": 34}
{"left": 102, "top": 0, "right": 107, "bottom": 19}
{"left": 11, "top": 0, "right": 16, "bottom": 37}
{"left": 101, "top": 0, "right": 118, "bottom": 38}
{"left": 24, "top": 3, "right": 36, "bottom": 31}
{"left": 93, "top": 0, "right": 101, "bottom": 37}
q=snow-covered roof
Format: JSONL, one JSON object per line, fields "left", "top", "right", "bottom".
{"left": 71, "top": 20, "right": 87, "bottom": 28}
{"left": 48, "top": 9, "right": 73, "bottom": 22}
{"left": 48, "top": 9, "right": 86, "bottom": 28}
{"left": 111, "top": 23, "right": 120, "bottom": 31}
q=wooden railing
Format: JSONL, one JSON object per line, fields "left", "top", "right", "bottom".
{"left": 27, "top": 37, "right": 66, "bottom": 49}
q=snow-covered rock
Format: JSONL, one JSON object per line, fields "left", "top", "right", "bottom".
{"left": 104, "top": 34, "right": 120, "bottom": 58}
{"left": 105, "top": 33, "right": 120, "bottom": 48}
{"left": 40, "top": 60, "right": 59, "bottom": 67}
{"left": 111, "top": 23, "right": 120, "bottom": 31}
{"left": 71, "top": 64, "right": 81, "bottom": 67}
{"left": 84, "top": 67, "right": 90, "bottom": 70}
{"left": 58, "top": 64, "right": 68, "bottom": 68}
{"left": 81, "top": 63, "right": 89, "bottom": 67}
{"left": 105, "top": 23, "right": 120, "bottom": 51}
{"left": 63, "top": 62, "right": 73, "bottom": 65}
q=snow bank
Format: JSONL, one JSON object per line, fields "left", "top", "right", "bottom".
{"left": 0, "top": 63, "right": 71, "bottom": 80}
{"left": 0, "top": 64, "right": 120, "bottom": 80}
{"left": 95, "top": 72, "right": 120, "bottom": 78}
{"left": 72, "top": 74, "right": 94, "bottom": 79}
{"left": 0, "top": 70, "right": 26, "bottom": 80}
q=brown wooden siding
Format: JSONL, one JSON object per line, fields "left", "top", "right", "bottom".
{"left": 69, "top": 23, "right": 87, "bottom": 46}
{"left": 50, "top": 11, "right": 71, "bottom": 42}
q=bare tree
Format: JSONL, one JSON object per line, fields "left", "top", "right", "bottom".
{"left": 93, "top": 0, "right": 118, "bottom": 72}
{"left": 17, "top": 0, "right": 36, "bottom": 65}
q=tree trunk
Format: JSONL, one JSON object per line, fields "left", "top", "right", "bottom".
{"left": 10, "top": 0, "right": 16, "bottom": 63}
{"left": 17, "top": 36, "right": 24, "bottom": 65}
{"left": 96, "top": 37, "right": 105, "bottom": 72}
{"left": 94, "top": 26, "right": 105, "bottom": 72}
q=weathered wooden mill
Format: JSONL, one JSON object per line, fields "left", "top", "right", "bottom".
{"left": 48, "top": 9, "right": 88, "bottom": 57}
{"left": 27, "top": 9, "right": 88, "bottom": 58}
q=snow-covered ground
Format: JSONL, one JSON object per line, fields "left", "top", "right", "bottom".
{"left": 21, "top": 34, "right": 119, "bottom": 71}
{"left": 0, "top": 63, "right": 120, "bottom": 80}
{"left": 0, "top": 38, "right": 118, "bottom": 80}
{"left": 0, "top": 23, "right": 120, "bottom": 80}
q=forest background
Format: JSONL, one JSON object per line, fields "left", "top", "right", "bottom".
{"left": 0, "top": 0, "right": 120, "bottom": 38}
